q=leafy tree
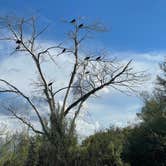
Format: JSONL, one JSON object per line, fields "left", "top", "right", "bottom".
{"left": 80, "top": 128, "right": 130, "bottom": 166}
{"left": 123, "top": 97, "right": 166, "bottom": 166}
{"left": 156, "top": 58, "right": 166, "bottom": 100}
{"left": 137, "top": 96, "right": 166, "bottom": 122}
{"left": 0, "top": 131, "right": 30, "bottom": 166}
{"left": 24, "top": 138, "right": 37, "bottom": 166}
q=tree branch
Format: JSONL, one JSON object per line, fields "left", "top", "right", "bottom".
{"left": 6, "top": 105, "right": 44, "bottom": 135}
{"left": 62, "top": 25, "right": 79, "bottom": 112}
{"left": 0, "top": 79, "right": 48, "bottom": 135}
{"left": 64, "top": 60, "right": 132, "bottom": 115}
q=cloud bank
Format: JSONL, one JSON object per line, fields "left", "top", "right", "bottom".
{"left": 0, "top": 40, "right": 164, "bottom": 137}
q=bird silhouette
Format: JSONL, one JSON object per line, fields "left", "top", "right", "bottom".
{"left": 78, "top": 24, "right": 84, "bottom": 28}
{"left": 61, "top": 48, "right": 66, "bottom": 53}
{"left": 96, "top": 56, "right": 101, "bottom": 61}
{"left": 16, "top": 40, "right": 21, "bottom": 44}
{"left": 85, "top": 71, "right": 90, "bottom": 74}
{"left": 48, "top": 82, "right": 53, "bottom": 86}
{"left": 84, "top": 56, "right": 90, "bottom": 60}
{"left": 70, "top": 19, "right": 76, "bottom": 23}
{"left": 16, "top": 45, "right": 20, "bottom": 50}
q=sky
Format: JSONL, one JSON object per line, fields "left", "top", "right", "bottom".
{"left": 0, "top": 0, "right": 165, "bottom": 137}
{"left": 1, "top": 0, "right": 166, "bottom": 51}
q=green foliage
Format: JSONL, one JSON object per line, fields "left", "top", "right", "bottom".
{"left": 0, "top": 131, "right": 30, "bottom": 166}
{"left": 0, "top": 105, "right": 165, "bottom": 166}
{"left": 0, "top": 96, "right": 165, "bottom": 166}
{"left": 156, "top": 59, "right": 166, "bottom": 100}
{"left": 138, "top": 96, "right": 166, "bottom": 122}
{"left": 123, "top": 98, "right": 166, "bottom": 166}
{"left": 79, "top": 128, "right": 130, "bottom": 166}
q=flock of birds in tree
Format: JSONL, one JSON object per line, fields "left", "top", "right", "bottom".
{"left": 15, "top": 19, "right": 102, "bottom": 62}
{"left": 15, "top": 39, "right": 21, "bottom": 50}
{"left": 84, "top": 56, "right": 101, "bottom": 61}
{"left": 83, "top": 55, "right": 102, "bottom": 75}
{"left": 14, "top": 19, "right": 102, "bottom": 85}
{"left": 70, "top": 19, "right": 84, "bottom": 28}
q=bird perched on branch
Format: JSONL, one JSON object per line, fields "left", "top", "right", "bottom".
{"left": 48, "top": 82, "right": 53, "bottom": 86}
{"left": 84, "top": 56, "right": 90, "bottom": 60}
{"left": 78, "top": 24, "right": 84, "bottom": 28}
{"left": 70, "top": 19, "right": 76, "bottom": 23}
{"left": 16, "top": 40, "right": 21, "bottom": 44}
{"left": 61, "top": 48, "right": 66, "bottom": 53}
{"left": 16, "top": 45, "right": 20, "bottom": 50}
{"left": 96, "top": 56, "right": 101, "bottom": 61}
{"left": 85, "top": 71, "right": 90, "bottom": 74}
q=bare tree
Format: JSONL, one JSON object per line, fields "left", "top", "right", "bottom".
{"left": 0, "top": 16, "right": 145, "bottom": 165}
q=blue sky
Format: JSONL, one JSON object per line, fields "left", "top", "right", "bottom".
{"left": 1, "top": 0, "right": 166, "bottom": 51}
{"left": 0, "top": 0, "right": 165, "bottom": 136}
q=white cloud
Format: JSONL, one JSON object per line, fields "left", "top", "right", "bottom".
{"left": 0, "top": 40, "right": 164, "bottom": 137}
{"left": 76, "top": 118, "right": 100, "bottom": 139}
{"left": 139, "top": 52, "right": 165, "bottom": 62}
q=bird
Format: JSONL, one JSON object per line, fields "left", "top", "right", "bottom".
{"left": 70, "top": 19, "right": 76, "bottom": 23}
{"left": 85, "top": 71, "right": 90, "bottom": 74}
{"left": 96, "top": 56, "right": 101, "bottom": 61}
{"left": 78, "top": 24, "right": 84, "bottom": 28}
{"left": 84, "top": 56, "right": 90, "bottom": 60}
{"left": 48, "top": 82, "right": 53, "bottom": 86}
{"left": 61, "top": 48, "right": 66, "bottom": 53}
{"left": 16, "top": 45, "right": 20, "bottom": 50}
{"left": 16, "top": 40, "right": 21, "bottom": 44}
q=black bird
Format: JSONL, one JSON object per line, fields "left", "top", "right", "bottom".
{"left": 85, "top": 71, "right": 90, "bottom": 74}
{"left": 16, "top": 40, "right": 21, "bottom": 44}
{"left": 78, "top": 24, "right": 84, "bottom": 28}
{"left": 96, "top": 56, "right": 101, "bottom": 61}
{"left": 61, "top": 48, "right": 66, "bottom": 53}
{"left": 70, "top": 19, "right": 76, "bottom": 23}
{"left": 16, "top": 45, "right": 20, "bottom": 50}
{"left": 84, "top": 56, "right": 90, "bottom": 60}
{"left": 48, "top": 82, "right": 53, "bottom": 86}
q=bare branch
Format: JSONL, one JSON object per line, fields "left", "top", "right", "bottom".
{"left": 62, "top": 25, "right": 79, "bottom": 112}
{"left": 69, "top": 99, "right": 85, "bottom": 136}
{"left": 0, "top": 79, "right": 48, "bottom": 135}
{"left": 6, "top": 105, "right": 44, "bottom": 135}
{"left": 64, "top": 60, "right": 133, "bottom": 115}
